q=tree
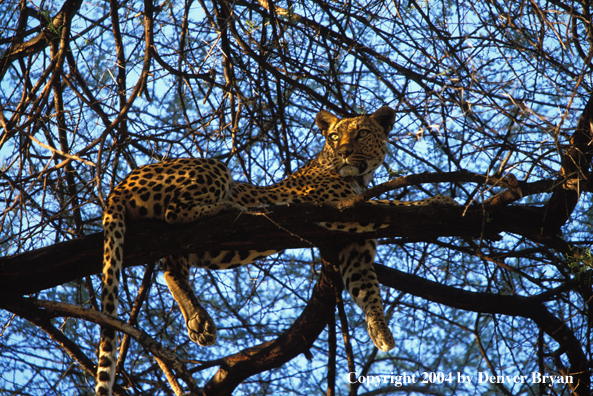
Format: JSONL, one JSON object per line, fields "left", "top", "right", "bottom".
{"left": 1, "top": 0, "right": 592, "bottom": 395}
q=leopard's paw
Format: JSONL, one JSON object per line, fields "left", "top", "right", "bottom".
{"left": 186, "top": 310, "right": 217, "bottom": 347}
{"left": 366, "top": 311, "right": 395, "bottom": 352}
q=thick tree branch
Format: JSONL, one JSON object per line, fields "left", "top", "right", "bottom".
{"left": 0, "top": 202, "right": 552, "bottom": 298}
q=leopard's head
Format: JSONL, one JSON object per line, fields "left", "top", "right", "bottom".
{"left": 315, "top": 106, "right": 395, "bottom": 185}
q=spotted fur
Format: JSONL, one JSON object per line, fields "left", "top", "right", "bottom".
{"left": 96, "top": 106, "right": 456, "bottom": 395}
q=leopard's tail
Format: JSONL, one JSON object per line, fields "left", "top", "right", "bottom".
{"left": 96, "top": 199, "right": 126, "bottom": 396}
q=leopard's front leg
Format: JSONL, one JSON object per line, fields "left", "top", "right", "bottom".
{"left": 338, "top": 240, "right": 395, "bottom": 352}
{"left": 163, "top": 255, "right": 217, "bottom": 346}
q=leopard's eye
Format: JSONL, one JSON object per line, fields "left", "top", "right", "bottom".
{"left": 328, "top": 133, "right": 339, "bottom": 141}
{"left": 358, "top": 129, "right": 370, "bottom": 138}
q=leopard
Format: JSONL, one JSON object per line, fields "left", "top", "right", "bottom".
{"left": 96, "top": 106, "right": 457, "bottom": 395}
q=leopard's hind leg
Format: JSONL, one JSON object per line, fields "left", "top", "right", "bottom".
{"left": 163, "top": 254, "right": 217, "bottom": 346}
{"left": 165, "top": 249, "right": 281, "bottom": 346}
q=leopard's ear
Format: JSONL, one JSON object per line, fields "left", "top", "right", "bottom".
{"left": 315, "top": 110, "right": 339, "bottom": 136}
{"left": 370, "top": 106, "right": 396, "bottom": 136}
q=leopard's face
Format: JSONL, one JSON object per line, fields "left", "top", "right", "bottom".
{"left": 315, "top": 106, "right": 396, "bottom": 183}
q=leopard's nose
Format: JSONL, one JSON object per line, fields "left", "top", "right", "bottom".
{"left": 338, "top": 147, "right": 353, "bottom": 158}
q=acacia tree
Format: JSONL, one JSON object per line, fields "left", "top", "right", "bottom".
{"left": 1, "top": 0, "right": 592, "bottom": 395}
